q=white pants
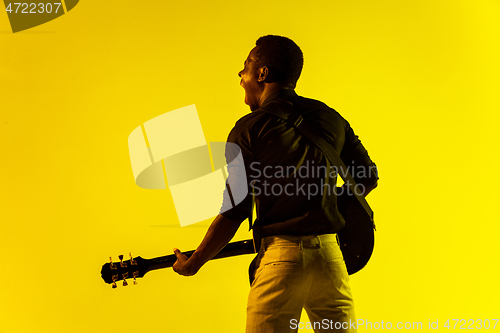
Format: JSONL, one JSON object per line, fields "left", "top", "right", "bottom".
{"left": 246, "top": 234, "right": 356, "bottom": 333}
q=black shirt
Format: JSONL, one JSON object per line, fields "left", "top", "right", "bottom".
{"left": 221, "top": 89, "right": 378, "bottom": 238}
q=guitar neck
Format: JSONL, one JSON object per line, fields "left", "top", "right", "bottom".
{"left": 144, "top": 239, "right": 256, "bottom": 274}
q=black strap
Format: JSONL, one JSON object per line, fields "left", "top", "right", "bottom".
{"left": 260, "top": 100, "right": 374, "bottom": 224}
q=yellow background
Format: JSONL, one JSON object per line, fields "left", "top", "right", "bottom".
{"left": 1, "top": 0, "right": 499, "bottom": 332}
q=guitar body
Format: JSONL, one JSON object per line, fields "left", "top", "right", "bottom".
{"left": 337, "top": 190, "right": 375, "bottom": 275}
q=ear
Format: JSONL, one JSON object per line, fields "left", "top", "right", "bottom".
{"left": 257, "top": 66, "right": 269, "bottom": 82}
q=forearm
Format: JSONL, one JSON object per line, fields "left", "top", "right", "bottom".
{"left": 182, "top": 214, "right": 242, "bottom": 274}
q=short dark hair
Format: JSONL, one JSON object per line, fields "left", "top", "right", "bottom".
{"left": 255, "top": 35, "right": 303, "bottom": 88}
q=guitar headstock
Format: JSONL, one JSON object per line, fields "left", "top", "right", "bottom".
{"left": 101, "top": 253, "right": 147, "bottom": 288}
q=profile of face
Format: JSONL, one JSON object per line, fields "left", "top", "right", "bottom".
{"left": 238, "top": 46, "right": 267, "bottom": 111}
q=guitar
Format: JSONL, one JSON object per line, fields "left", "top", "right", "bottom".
{"left": 100, "top": 191, "right": 375, "bottom": 288}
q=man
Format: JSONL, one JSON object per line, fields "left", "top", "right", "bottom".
{"left": 173, "top": 35, "right": 378, "bottom": 333}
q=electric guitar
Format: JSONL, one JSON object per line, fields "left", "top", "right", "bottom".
{"left": 100, "top": 191, "right": 375, "bottom": 288}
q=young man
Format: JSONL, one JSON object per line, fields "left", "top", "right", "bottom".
{"left": 173, "top": 35, "right": 378, "bottom": 333}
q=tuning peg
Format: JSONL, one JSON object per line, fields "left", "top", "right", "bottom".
{"left": 133, "top": 271, "right": 139, "bottom": 285}
{"left": 129, "top": 252, "right": 137, "bottom": 265}
{"left": 118, "top": 254, "right": 127, "bottom": 268}
{"left": 109, "top": 257, "right": 117, "bottom": 270}
{"left": 112, "top": 274, "right": 118, "bottom": 289}
{"left": 121, "top": 272, "right": 129, "bottom": 286}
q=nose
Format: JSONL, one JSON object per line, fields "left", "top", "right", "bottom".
{"left": 238, "top": 70, "right": 242, "bottom": 77}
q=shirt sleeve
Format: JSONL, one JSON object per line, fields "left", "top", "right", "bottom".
{"left": 340, "top": 121, "right": 379, "bottom": 186}
{"left": 219, "top": 122, "right": 255, "bottom": 223}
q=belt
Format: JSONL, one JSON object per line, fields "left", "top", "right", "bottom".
{"left": 261, "top": 234, "right": 338, "bottom": 250}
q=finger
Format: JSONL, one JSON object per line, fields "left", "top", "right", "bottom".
{"left": 173, "top": 248, "right": 182, "bottom": 258}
